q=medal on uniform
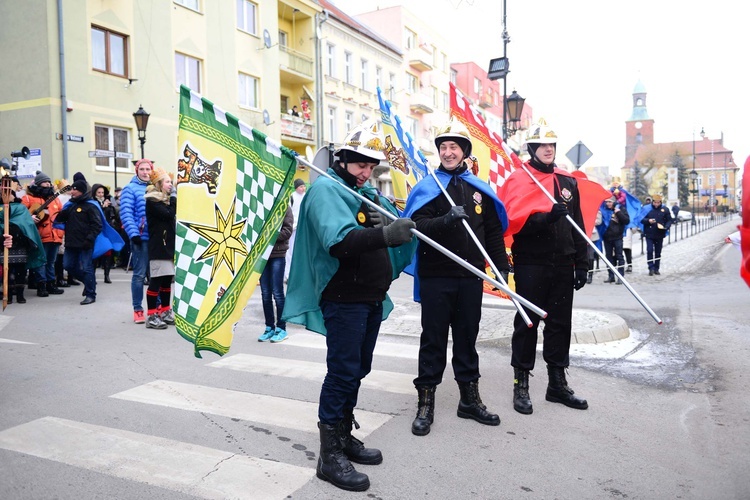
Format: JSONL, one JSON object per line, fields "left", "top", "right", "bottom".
{"left": 357, "top": 211, "right": 366, "bottom": 223}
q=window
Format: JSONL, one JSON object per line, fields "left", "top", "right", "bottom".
{"left": 175, "top": 53, "right": 201, "bottom": 91}
{"left": 236, "top": 0, "right": 257, "bottom": 35}
{"left": 432, "top": 86, "right": 439, "bottom": 108}
{"left": 345, "top": 111, "right": 353, "bottom": 133}
{"left": 389, "top": 73, "right": 396, "bottom": 98}
{"left": 441, "top": 52, "right": 448, "bottom": 72}
{"left": 404, "top": 117, "right": 417, "bottom": 139}
{"left": 344, "top": 52, "right": 353, "bottom": 84}
{"left": 326, "top": 43, "right": 336, "bottom": 78}
{"left": 375, "top": 66, "right": 382, "bottom": 91}
{"left": 238, "top": 73, "right": 259, "bottom": 109}
{"left": 442, "top": 91, "right": 449, "bottom": 111}
{"left": 95, "top": 125, "right": 130, "bottom": 171}
{"left": 473, "top": 77, "right": 481, "bottom": 95}
{"left": 278, "top": 30, "right": 288, "bottom": 48}
{"left": 327, "top": 107, "right": 337, "bottom": 142}
{"left": 360, "top": 59, "right": 369, "bottom": 91}
{"left": 175, "top": 0, "right": 200, "bottom": 10}
{"left": 404, "top": 28, "right": 417, "bottom": 49}
{"left": 91, "top": 26, "right": 128, "bottom": 77}
{"left": 406, "top": 73, "right": 418, "bottom": 93}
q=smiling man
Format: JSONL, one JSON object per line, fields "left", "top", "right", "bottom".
{"left": 403, "top": 119, "right": 509, "bottom": 436}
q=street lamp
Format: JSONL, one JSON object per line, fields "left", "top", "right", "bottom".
{"left": 133, "top": 105, "right": 150, "bottom": 159}
{"left": 505, "top": 89, "right": 526, "bottom": 137}
{"left": 689, "top": 168, "right": 698, "bottom": 226}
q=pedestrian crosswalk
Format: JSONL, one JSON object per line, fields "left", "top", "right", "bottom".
{"left": 0, "top": 331, "right": 419, "bottom": 498}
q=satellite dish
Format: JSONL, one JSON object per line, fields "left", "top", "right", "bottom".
{"left": 305, "top": 145, "right": 314, "bottom": 163}
{"left": 263, "top": 29, "right": 272, "bottom": 49}
{"left": 262, "top": 109, "right": 272, "bottom": 126}
{"left": 310, "top": 146, "right": 332, "bottom": 184}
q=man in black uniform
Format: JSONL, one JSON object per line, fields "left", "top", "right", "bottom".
{"left": 404, "top": 120, "right": 509, "bottom": 436}
{"left": 498, "top": 120, "right": 589, "bottom": 415}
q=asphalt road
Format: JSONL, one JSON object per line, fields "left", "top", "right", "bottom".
{"left": 0, "top": 220, "right": 748, "bottom": 499}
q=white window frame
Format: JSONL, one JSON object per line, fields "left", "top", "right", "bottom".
{"left": 375, "top": 66, "right": 382, "bottom": 91}
{"left": 326, "top": 43, "right": 336, "bottom": 78}
{"left": 360, "top": 59, "right": 369, "bottom": 91}
{"left": 278, "top": 30, "right": 288, "bottom": 48}
{"left": 327, "top": 106, "right": 338, "bottom": 142}
{"left": 236, "top": 0, "right": 257, "bottom": 36}
{"left": 94, "top": 125, "right": 131, "bottom": 171}
{"left": 344, "top": 111, "right": 353, "bottom": 133}
{"left": 174, "top": 0, "right": 200, "bottom": 12}
{"left": 238, "top": 72, "right": 259, "bottom": 109}
{"left": 404, "top": 28, "right": 417, "bottom": 49}
{"left": 344, "top": 52, "right": 353, "bottom": 85}
{"left": 175, "top": 52, "right": 201, "bottom": 92}
{"left": 406, "top": 73, "right": 418, "bottom": 94}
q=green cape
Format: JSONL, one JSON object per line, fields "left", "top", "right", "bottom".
{"left": 0, "top": 203, "right": 46, "bottom": 270}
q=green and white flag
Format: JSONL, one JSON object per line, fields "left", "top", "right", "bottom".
{"left": 174, "top": 85, "right": 297, "bottom": 357}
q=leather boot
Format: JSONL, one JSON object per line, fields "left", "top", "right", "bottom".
{"left": 15, "top": 285, "right": 26, "bottom": 304}
{"left": 411, "top": 385, "right": 435, "bottom": 436}
{"left": 546, "top": 366, "right": 588, "bottom": 410}
{"left": 47, "top": 281, "right": 64, "bottom": 295}
{"left": 37, "top": 281, "right": 49, "bottom": 297}
{"left": 104, "top": 267, "right": 112, "bottom": 284}
{"left": 56, "top": 278, "right": 70, "bottom": 288}
{"left": 513, "top": 368, "right": 533, "bottom": 415}
{"left": 67, "top": 275, "right": 80, "bottom": 286}
{"left": 316, "top": 422, "right": 369, "bottom": 491}
{"left": 457, "top": 380, "right": 500, "bottom": 426}
{"left": 341, "top": 409, "right": 382, "bottom": 465}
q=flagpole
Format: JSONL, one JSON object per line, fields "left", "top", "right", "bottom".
{"left": 519, "top": 162, "right": 662, "bottom": 324}
{"left": 425, "top": 166, "right": 535, "bottom": 327}
{"left": 296, "top": 155, "right": 548, "bottom": 319}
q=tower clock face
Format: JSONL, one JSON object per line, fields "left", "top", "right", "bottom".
{"left": 636, "top": 98, "right": 643, "bottom": 106}
{"left": 635, "top": 121, "right": 643, "bottom": 129}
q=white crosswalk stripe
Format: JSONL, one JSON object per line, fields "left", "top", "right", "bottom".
{"left": 0, "top": 416, "right": 312, "bottom": 499}
{"left": 208, "top": 353, "right": 416, "bottom": 394}
{"left": 282, "top": 332, "right": 420, "bottom": 359}
{"left": 110, "top": 379, "right": 392, "bottom": 435}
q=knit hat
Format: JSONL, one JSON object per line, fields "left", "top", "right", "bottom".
{"left": 34, "top": 171, "right": 52, "bottom": 185}
{"left": 606, "top": 195, "right": 616, "bottom": 203}
{"left": 71, "top": 180, "right": 88, "bottom": 193}
{"left": 73, "top": 172, "right": 87, "bottom": 183}
{"left": 149, "top": 167, "right": 171, "bottom": 185}
{"left": 652, "top": 194, "right": 663, "bottom": 202}
{"left": 294, "top": 178, "right": 305, "bottom": 189}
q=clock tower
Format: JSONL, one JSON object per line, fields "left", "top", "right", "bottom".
{"left": 625, "top": 79, "right": 654, "bottom": 166}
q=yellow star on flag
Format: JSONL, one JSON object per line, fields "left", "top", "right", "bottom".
{"left": 184, "top": 199, "right": 248, "bottom": 281}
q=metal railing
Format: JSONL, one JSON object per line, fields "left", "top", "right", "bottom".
{"left": 637, "top": 212, "right": 735, "bottom": 255}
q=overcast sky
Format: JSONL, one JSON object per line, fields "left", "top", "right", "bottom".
{"left": 331, "top": 0, "right": 748, "bottom": 175}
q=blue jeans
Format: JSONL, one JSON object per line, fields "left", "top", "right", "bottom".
{"left": 63, "top": 247, "right": 95, "bottom": 299}
{"left": 318, "top": 300, "right": 383, "bottom": 424}
{"left": 36, "top": 242, "right": 60, "bottom": 282}
{"left": 260, "top": 256, "right": 286, "bottom": 330}
{"left": 130, "top": 240, "right": 149, "bottom": 311}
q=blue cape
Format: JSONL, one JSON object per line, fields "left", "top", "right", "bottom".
{"left": 55, "top": 200, "right": 125, "bottom": 259}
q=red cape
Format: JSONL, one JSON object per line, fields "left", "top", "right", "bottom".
{"left": 741, "top": 156, "right": 750, "bottom": 287}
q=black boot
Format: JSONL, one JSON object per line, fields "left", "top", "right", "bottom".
{"left": 513, "top": 368, "right": 533, "bottom": 415}
{"left": 47, "top": 281, "right": 64, "bottom": 295}
{"left": 545, "top": 366, "right": 588, "bottom": 410}
{"left": 37, "top": 281, "right": 49, "bottom": 297}
{"left": 411, "top": 385, "right": 435, "bottom": 436}
{"left": 67, "top": 275, "right": 80, "bottom": 286}
{"left": 15, "top": 285, "right": 26, "bottom": 304}
{"left": 56, "top": 279, "right": 70, "bottom": 288}
{"left": 341, "top": 410, "right": 382, "bottom": 465}
{"left": 457, "top": 380, "right": 500, "bottom": 426}
{"left": 104, "top": 267, "right": 112, "bottom": 284}
{"left": 316, "top": 422, "right": 369, "bottom": 492}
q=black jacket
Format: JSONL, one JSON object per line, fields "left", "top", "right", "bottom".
{"left": 641, "top": 203, "right": 672, "bottom": 239}
{"left": 145, "top": 194, "right": 176, "bottom": 261}
{"left": 55, "top": 193, "right": 102, "bottom": 249}
{"left": 270, "top": 207, "right": 293, "bottom": 259}
{"left": 412, "top": 164, "right": 508, "bottom": 278}
{"left": 511, "top": 162, "right": 588, "bottom": 269}
{"left": 603, "top": 207, "right": 630, "bottom": 241}
{"left": 91, "top": 183, "right": 117, "bottom": 228}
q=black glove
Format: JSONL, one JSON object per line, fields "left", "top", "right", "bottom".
{"left": 499, "top": 269, "right": 510, "bottom": 284}
{"left": 573, "top": 268, "right": 588, "bottom": 290}
{"left": 383, "top": 218, "right": 416, "bottom": 247}
{"left": 443, "top": 206, "right": 469, "bottom": 226}
{"left": 546, "top": 203, "right": 569, "bottom": 224}
{"left": 131, "top": 235, "right": 142, "bottom": 245}
{"left": 367, "top": 205, "right": 393, "bottom": 229}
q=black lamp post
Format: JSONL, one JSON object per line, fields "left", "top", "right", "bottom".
{"left": 689, "top": 168, "right": 698, "bottom": 226}
{"left": 133, "top": 105, "right": 150, "bottom": 159}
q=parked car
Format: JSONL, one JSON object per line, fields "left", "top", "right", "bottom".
{"left": 676, "top": 210, "right": 692, "bottom": 221}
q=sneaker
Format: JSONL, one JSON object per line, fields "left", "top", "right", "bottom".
{"left": 160, "top": 309, "right": 175, "bottom": 325}
{"left": 258, "top": 326, "right": 275, "bottom": 342}
{"left": 270, "top": 328, "right": 288, "bottom": 343}
{"left": 133, "top": 310, "right": 145, "bottom": 324}
{"left": 146, "top": 313, "right": 168, "bottom": 330}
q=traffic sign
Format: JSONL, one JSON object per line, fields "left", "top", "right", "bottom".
{"left": 116, "top": 151, "right": 133, "bottom": 159}
{"left": 565, "top": 141, "right": 593, "bottom": 169}
{"left": 88, "top": 149, "right": 115, "bottom": 158}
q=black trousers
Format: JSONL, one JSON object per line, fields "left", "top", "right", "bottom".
{"left": 414, "top": 276, "right": 482, "bottom": 387}
{"left": 511, "top": 263, "right": 574, "bottom": 371}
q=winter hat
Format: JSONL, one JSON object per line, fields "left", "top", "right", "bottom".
{"left": 0, "top": 158, "right": 11, "bottom": 169}
{"left": 294, "top": 178, "right": 305, "bottom": 189}
{"left": 606, "top": 195, "right": 616, "bottom": 203}
{"left": 71, "top": 179, "right": 88, "bottom": 193}
{"left": 652, "top": 194, "right": 663, "bottom": 202}
{"left": 34, "top": 171, "right": 52, "bottom": 185}
{"left": 73, "top": 172, "right": 87, "bottom": 183}
{"left": 149, "top": 167, "right": 171, "bottom": 185}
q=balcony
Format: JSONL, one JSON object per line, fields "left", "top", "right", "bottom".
{"left": 280, "top": 114, "right": 315, "bottom": 145}
{"left": 409, "top": 92, "right": 434, "bottom": 114}
{"left": 279, "top": 46, "right": 314, "bottom": 84}
{"left": 408, "top": 48, "right": 433, "bottom": 72}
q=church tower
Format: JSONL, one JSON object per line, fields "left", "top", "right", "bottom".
{"left": 624, "top": 79, "right": 654, "bottom": 166}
